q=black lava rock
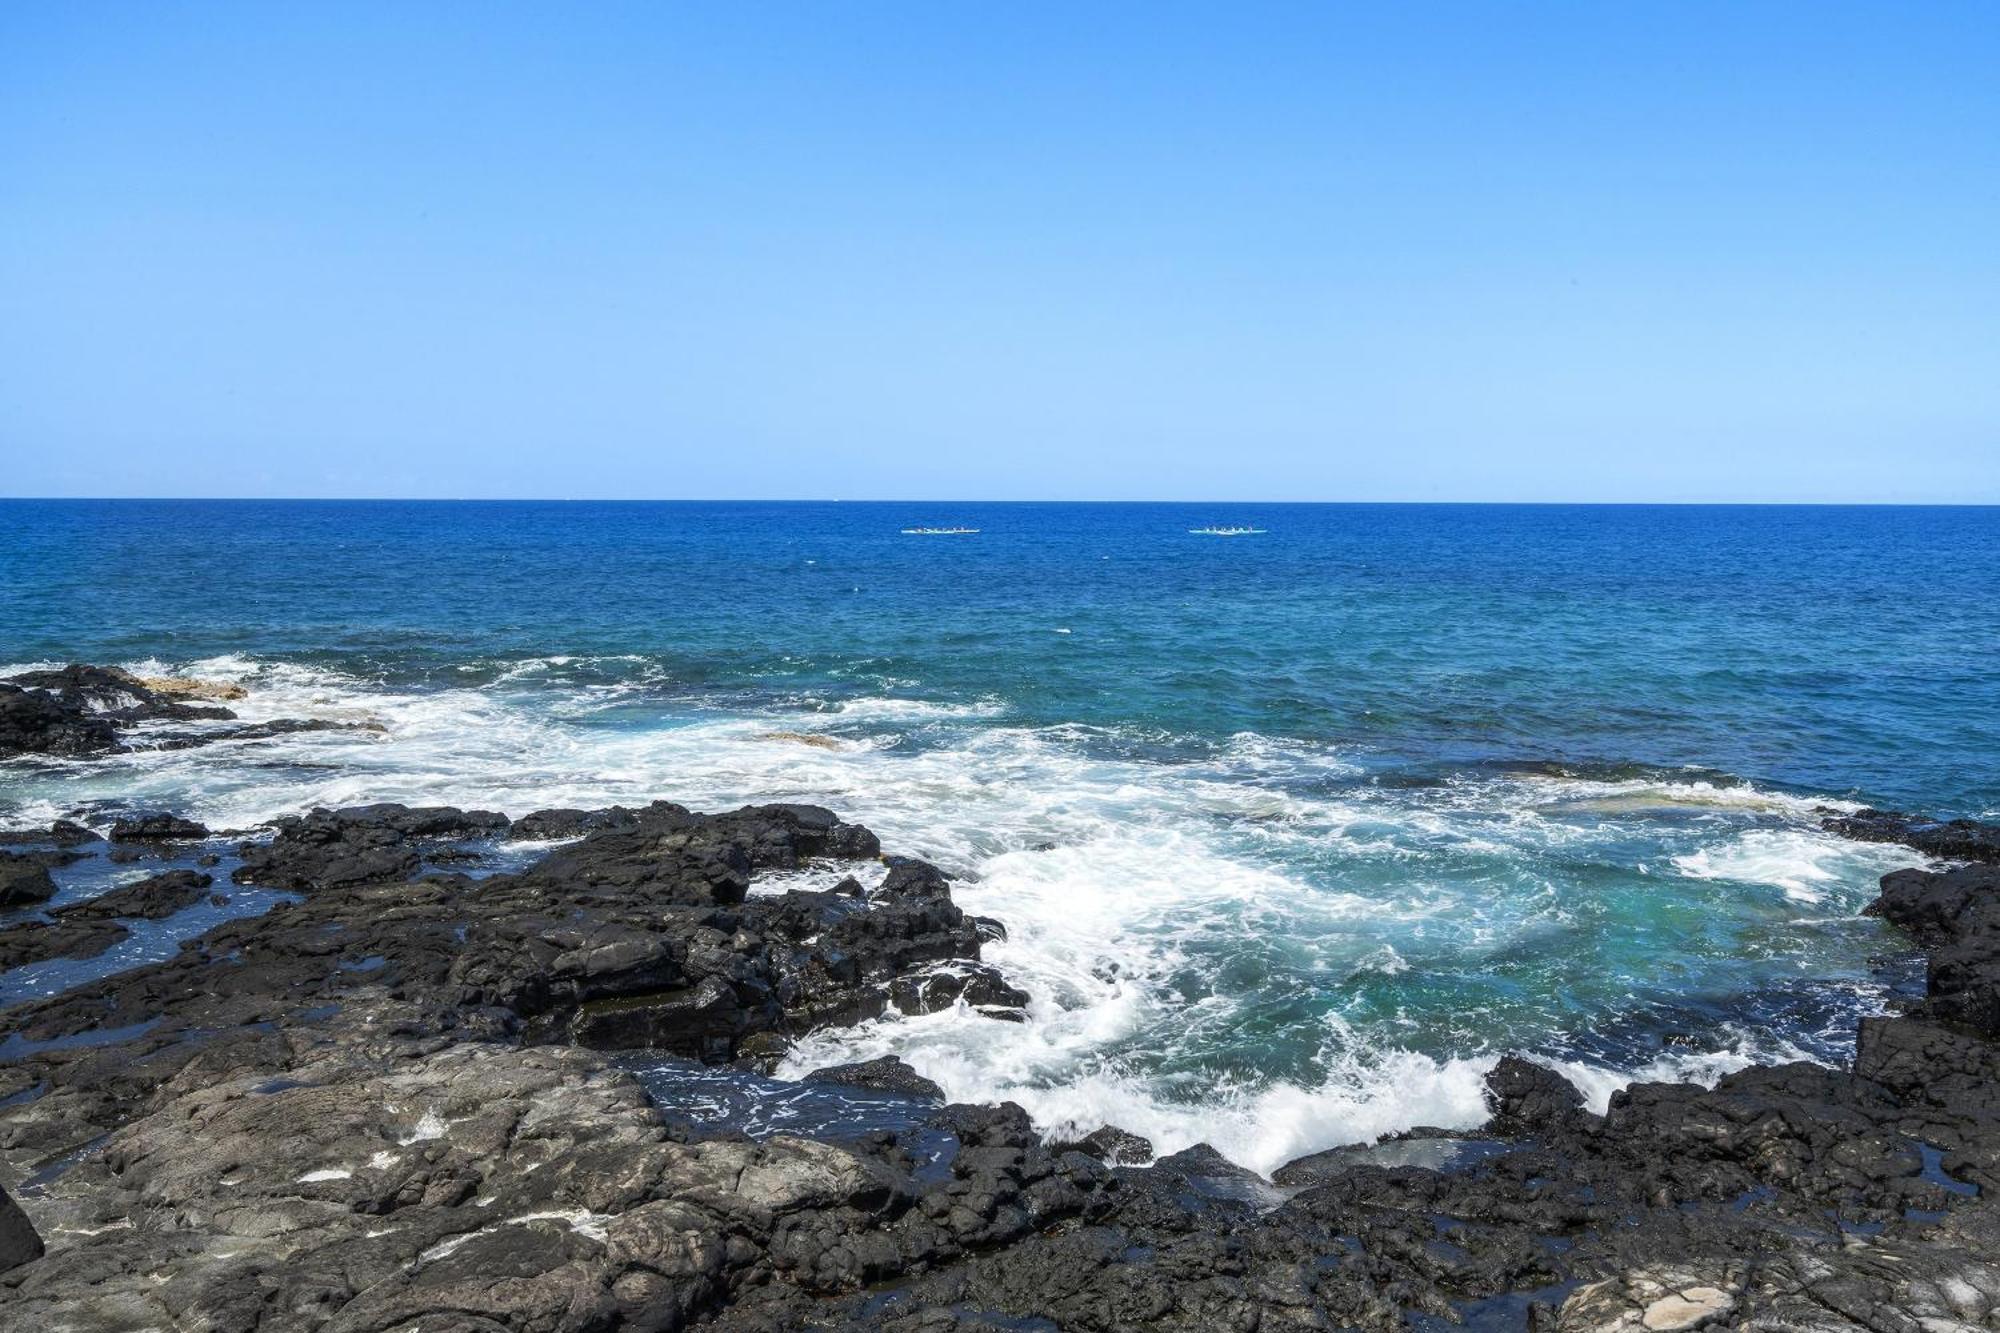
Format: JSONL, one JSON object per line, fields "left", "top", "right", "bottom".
{"left": 0, "top": 1184, "right": 42, "bottom": 1274}
{"left": 1825, "top": 808, "right": 2000, "bottom": 864}
{"left": 508, "top": 806, "right": 641, "bottom": 840}
{"left": 62, "top": 869, "right": 215, "bottom": 920}
{"left": 1071, "top": 1123, "right": 1155, "bottom": 1165}
{"left": 0, "top": 850, "right": 58, "bottom": 908}
{"left": 108, "top": 813, "right": 212, "bottom": 842}
{"left": 232, "top": 802, "right": 507, "bottom": 891}
{"left": 1484, "top": 1054, "right": 1587, "bottom": 1136}
{"left": 0, "top": 683, "right": 121, "bottom": 758}
{"left": 0, "top": 819, "right": 96, "bottom": 846}
{"left": 803, "top": 1055, "right": 946, "bottom": 1102}
{"left": 0, "top": 916, "right": 130, "bottom": 969}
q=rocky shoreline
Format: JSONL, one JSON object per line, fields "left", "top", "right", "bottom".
{"left": 2, "top": 668, "right": 1999, "bottom": 1330}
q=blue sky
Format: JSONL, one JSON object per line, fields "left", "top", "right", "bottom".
{"left": 3, "top": 3, "right": 1995, "bottom": 501}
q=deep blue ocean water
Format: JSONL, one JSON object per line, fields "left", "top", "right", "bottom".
{"left": 4, "top": 500, "right": 1997, "bottom": 1168}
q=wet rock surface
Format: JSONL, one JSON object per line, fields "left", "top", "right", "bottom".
{"left": 0, "top": 801, "right": 1998, "bottom": 1330}
{"left": 0, "top": 1182, "right": 41, "bottom": 1273}
{"left": 0, "top": 917, "right": 131, "bottom": 970}
{"left": 58, "top": 869, "right": 217, "bottom": 921}
{"left": 0, "top": 851, "right": 60, "bottom": 908}
{"left": 0, "top": 683, "right": 121, "bottom": 759}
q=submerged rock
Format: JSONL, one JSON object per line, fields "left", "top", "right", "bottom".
{"left": 146, "top": 717, "right": 384, "bottom": 750}
{"left": 758, "top": 730, "right": 843, "bottom": 750}
{"left": 130, "top": 674, "right": 247, "bottom": 701}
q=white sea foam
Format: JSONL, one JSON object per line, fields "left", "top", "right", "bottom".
{"left": 779, "top": 1008, "right": 1496, "bottom": 1176}
{"left": 1672, "top": 829, "right": 1917, "bottom": 904}
{"left": 1, "top": 655, "right": 1913, "bottom": 1175}
{"left": 827, "top": 696, "right": 1006, "bottom": 722}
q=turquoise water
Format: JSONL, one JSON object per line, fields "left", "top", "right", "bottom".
{"left": 3, "top": 500, "right": 1996, "bottom": 1168}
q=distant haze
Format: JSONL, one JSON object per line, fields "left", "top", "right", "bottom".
{"left": 2, "top": 3, "right": 1995, "bottom": 502}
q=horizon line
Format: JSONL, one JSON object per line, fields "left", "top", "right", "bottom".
{"left": 1, "top": 496, "right": 1997, "bottom": 508}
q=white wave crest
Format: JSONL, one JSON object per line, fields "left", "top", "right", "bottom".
{"left": 1672, "top": 829, "right": 1917, "bottom": 904}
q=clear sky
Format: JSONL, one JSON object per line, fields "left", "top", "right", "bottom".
{"left": 3, "top": 3, "right": 1996, "bottom": 501}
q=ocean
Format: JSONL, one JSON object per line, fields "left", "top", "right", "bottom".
{"left": 4, "top": 499, "right": 1997, "bottom": 1171}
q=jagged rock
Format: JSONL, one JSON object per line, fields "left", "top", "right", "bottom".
{"left": 876, "top": 856, "right": 952, "bottom": 900}
{"left": 1869, "top": 864, "right": 2000, "bottom": 1034}
{"left": 4, "top": 800, "right": 987, "bottom": 1095}
{"left": 1071, "top": 1124, "right": 1154, "bottom": 1165}
{"left": 107, "top": 813, "right": 211, "bottom": 842}
{"left": 568, "top": 975, "right": 745, "bottom": 1059}
{"left": 1868, "top": 862, "right": 1997, "bottom": 944}
{"left": 888, "top": 962, "right": 1030, "bottom": 1019}
{"left": 0, "top": 851, "right": 57, "bottom": 908}
{"left": 803, "top": 1056, "right": 946, "bottom": 1102}
{"left": 0, "top": 666, "right": 393, "bottom": 759}
{"left": 1484, "top": 1054, "right": 1587, "bottom": 1136}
